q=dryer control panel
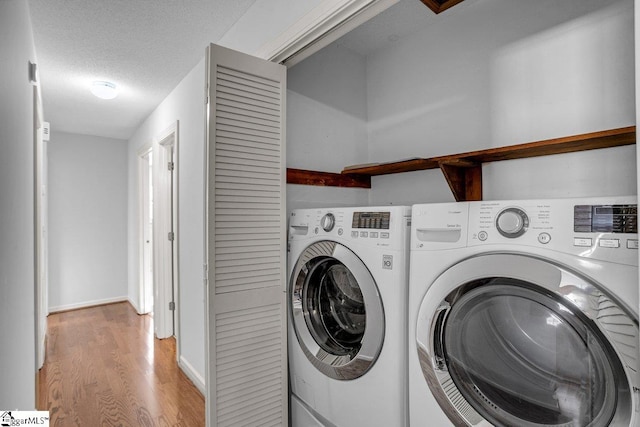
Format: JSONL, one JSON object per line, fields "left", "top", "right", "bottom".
{"left": 466, "top": 197, "right": 638, "bottom": 265}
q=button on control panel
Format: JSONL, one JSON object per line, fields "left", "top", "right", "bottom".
{"left": 538, "top": 233, "right": 551, "bottom": 244}
{"left": 598, "top": 239, "right": 620, "bottom": 248}
{"left": 574, "top": 238, "right": 592, "bottom": 247}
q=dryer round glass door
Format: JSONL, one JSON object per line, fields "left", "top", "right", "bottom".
{"left": 290, "top": 240, "right": 384, "bottom": 380}
{"left": 416, "top": 254, "right": 636, "bottom": 427}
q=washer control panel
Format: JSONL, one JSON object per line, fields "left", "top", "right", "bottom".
{"left": 289, "top": 206, "right": 410, "bottom": 250}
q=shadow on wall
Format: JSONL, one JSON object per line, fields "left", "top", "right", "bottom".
{"left": 490, "top": 0, "right": 635, "bottom": 147}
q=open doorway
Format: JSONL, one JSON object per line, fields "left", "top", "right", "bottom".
{"left": 138, "top": 122, "right": 179, "bottom": 344}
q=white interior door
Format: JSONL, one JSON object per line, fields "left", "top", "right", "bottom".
{"left": 205, "top": 43, "right": 287, "bottom": 427}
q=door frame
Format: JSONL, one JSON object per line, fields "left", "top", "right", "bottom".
{"left": 255, "top": 0, "right": 399, "bottom": 66}
{"left": 153, "top": 122, "right": 180, "bottom": 346}
{"left": 33, "top": 83, "right": 47, "bottom": 371}
{"left": 137, "top": 143, "right": 153, "bottom": 315}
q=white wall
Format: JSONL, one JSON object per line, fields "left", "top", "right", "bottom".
{"left": 366, "top": 0, "right": 636, "bottom": 204}
{"left": 127, "top": 59, "right": 206, "bottom": 391}
{"left": 48, "top": 132, "right": 128, "bottom": 311}
{"left": 0, "top": 0, "right": 38, "bottom": 409}
{"left": 287, "top": 43, "right": 370, "bottom": 211}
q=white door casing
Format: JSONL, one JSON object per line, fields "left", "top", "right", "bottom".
{"left": 254, "top": 0, "right": 399, "bottom": 66}
{"left": 153, "top": 123, "right": 179, "bottom": 340}
{"left": 205, "top": 43, "right": 287, "bottom": 426}
{"left": 137, "top": 144, "right": 153, "bottom": 315}
{"left": 34, "top": 84, "right": 47, "bottom": 370}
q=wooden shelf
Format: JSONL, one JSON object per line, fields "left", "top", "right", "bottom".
{"left": 286, "top": 126, "right": 635, "bottom": 201}
{"left": 287, "top": 168, "right": 371, "bottom": 188}
{"left": 340, "top": 126, "right": 636, "bottom": 201}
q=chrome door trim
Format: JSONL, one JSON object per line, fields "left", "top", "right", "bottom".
{"left": 290, "top": 240, "right": 385, "bottom": 380}
{"left": 416, "top": 253, "right": 638, "bottom": 427}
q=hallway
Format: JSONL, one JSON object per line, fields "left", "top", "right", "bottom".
{"left": 37, "top": 302, "right": 204, "bottom": 426}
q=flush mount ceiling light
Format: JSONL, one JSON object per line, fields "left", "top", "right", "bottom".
{"left": 90, "top": 81, "right": 118, "bottom": 99}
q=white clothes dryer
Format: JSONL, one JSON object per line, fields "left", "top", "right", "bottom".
{"left": 288, "top": 206, "right": 410, "bottom": 427}
{"left": 409, "top": 197, "right": 639, "bottom": 427}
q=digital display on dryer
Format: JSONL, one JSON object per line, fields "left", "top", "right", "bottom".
{"left": 574, "top": 204, "right": 637, "bottom": 233}
{"left": 352, "top": 212, "right": 390, "bottom": 229}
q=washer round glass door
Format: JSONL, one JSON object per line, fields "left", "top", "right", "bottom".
{"left": 417, "top": 254, "right": 636, "bottom": 427}
{"left": 290, "top": 240, "right": 384, "bottom": 380}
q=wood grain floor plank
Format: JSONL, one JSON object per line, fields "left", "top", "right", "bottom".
{"left": 38, "top": 302, "right": 205, "bottom": 426}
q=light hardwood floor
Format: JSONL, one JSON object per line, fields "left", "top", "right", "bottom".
{"left": 37, "top": 302, "right": 205, "bottom": 426}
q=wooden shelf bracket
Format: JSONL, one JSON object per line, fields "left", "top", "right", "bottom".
{"left": 439, "top": 160, "right": 482, "bottom": 202}
{"left": 420, "top": 0, "right": 466, "bottom": 14}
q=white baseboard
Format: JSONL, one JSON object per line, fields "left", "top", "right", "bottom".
{"left": 179, "top": 355, "right": 206, "bottom": 395}
{"left": 49, "top": 296, "right": 129, "bottom": 313}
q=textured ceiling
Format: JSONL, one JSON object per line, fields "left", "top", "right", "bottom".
{"left": 28, "top": 0, "right": 257, "bottom": 140}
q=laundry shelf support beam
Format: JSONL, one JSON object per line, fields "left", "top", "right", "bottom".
{"left": 286, "top": 168, "right": 371, "bottom": 188}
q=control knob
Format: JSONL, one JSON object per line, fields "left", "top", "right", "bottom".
{"left": 496, "top": 208, "right": 529, "bottom": 238}
{"left": 320, "top": 213, "right": 336, "bottom": 232}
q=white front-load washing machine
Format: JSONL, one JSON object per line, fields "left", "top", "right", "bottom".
{"left": 409, "top": 197, "right": 639, "bottom": 427}
{"left": 288, "top": 206, "right": 410, "bottom": 427}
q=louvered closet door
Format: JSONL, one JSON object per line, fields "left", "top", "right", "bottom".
{"left": 205, "top": 43, "right": 287, "bottom": 427}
